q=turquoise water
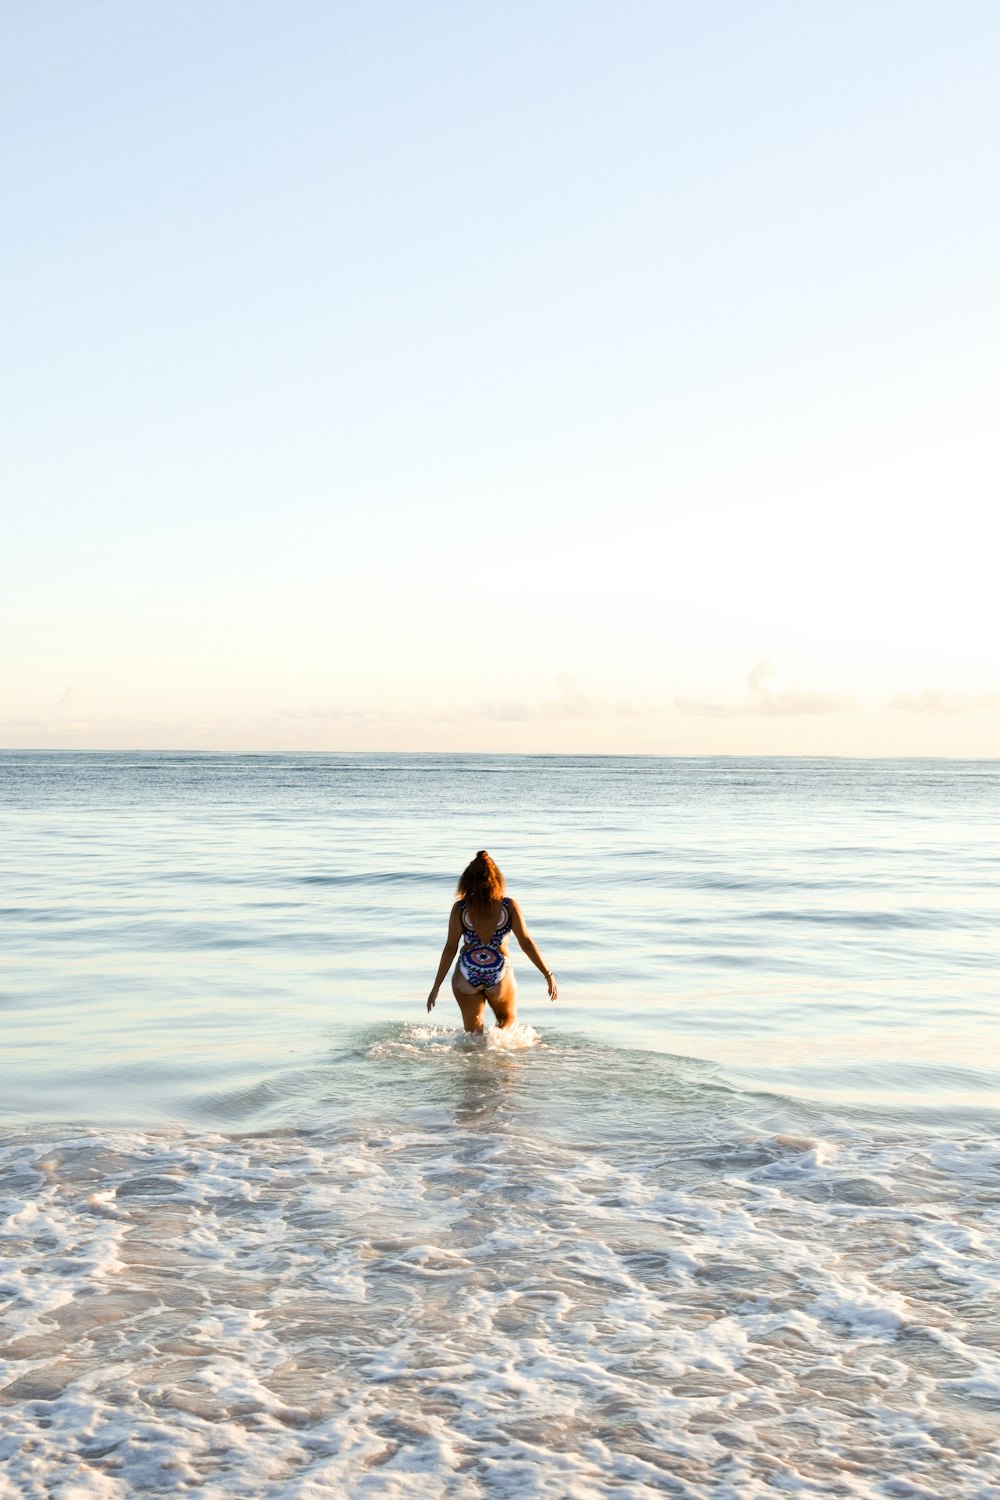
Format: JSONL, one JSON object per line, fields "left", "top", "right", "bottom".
{"left": 1, "top": 753, "right": 998, "bottom": 1497}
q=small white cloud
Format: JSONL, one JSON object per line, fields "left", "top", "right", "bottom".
{"left": 673, "top": 695, "right": 744, "bottom": 719}
{"left": 677, "top": 659, "right": 854, "bottom": 718}
{"left": 36, "top": 683, "right": 96, "bottom": 736}
{"left": 273, "top": 676, "right": 649, "bottom": 729}
{"left": 890, "top": 687, "right": 1000, "bottom": 716}
{"left": 747, "top": 659, "right": 778, "bottom": 696}
{"left": 478, "top": 676, "right": 647, "bottom": 723}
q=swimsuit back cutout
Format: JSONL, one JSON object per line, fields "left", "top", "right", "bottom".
{"left": 459, "top": 898, "right": 511, "bottom": 988}
{"left": 461, "top": 898, "right": 511, "bottom": 946}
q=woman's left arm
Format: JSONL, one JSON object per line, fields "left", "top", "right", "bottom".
{"left": 508, "top": 899, "right": 558, "bottom": 1001}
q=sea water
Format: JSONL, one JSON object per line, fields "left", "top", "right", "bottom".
{"left": 1, "top": 752, "right": 998, "bottom": 1498}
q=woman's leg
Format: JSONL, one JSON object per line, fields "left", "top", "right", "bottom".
{"left": 484, "top": 968, "right": 518, "bottom": 1029}
{"left": 451, "top": 970, "right": 486, "bottom": 1033}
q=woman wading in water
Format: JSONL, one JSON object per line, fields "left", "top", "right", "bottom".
{"left": 426, "top": 852, "right": 558, "bottom": 1032}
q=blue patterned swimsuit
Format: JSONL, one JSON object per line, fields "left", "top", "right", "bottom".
{"left": 458, "top": 899, "right": 512, "bottom": 990}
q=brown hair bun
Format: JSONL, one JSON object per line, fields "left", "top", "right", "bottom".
{"left": 457, "top": 851, "right": 505, "bottom": 911}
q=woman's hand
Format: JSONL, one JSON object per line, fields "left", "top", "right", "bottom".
{"left": 427, "top": 986, "right": 439, "bottom": 1013}
{"left": 547, "top": 973, "right": 558, "bottom": 1003}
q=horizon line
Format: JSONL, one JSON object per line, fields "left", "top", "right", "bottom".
{"left": 1, "top": 746, "right": 997, "bottom": 765}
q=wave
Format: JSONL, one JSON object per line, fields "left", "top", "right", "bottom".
{"left": 364, "top": 1020, "right": 543, "bottom": 1059}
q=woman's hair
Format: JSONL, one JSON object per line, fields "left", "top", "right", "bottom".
{"left": 457, "top": 850, "right": 505, "bottom": 910}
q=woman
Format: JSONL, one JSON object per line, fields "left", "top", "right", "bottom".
{"left": 426, "top": 851, "right": 558, "bottom": 1032}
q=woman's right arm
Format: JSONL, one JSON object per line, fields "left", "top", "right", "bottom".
{"left": 508, "top": 898, "right": 558, "bottom": 1002}
{"left": 427, "top": 903, "right": 462, "bottom": 1011}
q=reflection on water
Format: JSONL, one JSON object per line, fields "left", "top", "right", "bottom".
{"left": 450, "top": 1049, "right": 525, "bottom": 1132}
{"left": 358, "top": 1021, "right": 542, "bottom": 1133}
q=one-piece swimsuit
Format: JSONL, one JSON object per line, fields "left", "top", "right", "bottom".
{"left": 458, "top": 899, "right": 511, "bottom": 990}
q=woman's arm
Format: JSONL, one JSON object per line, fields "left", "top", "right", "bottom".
{"left": 508, "top": 898, "right": 558, "bottom": 1001}
{"left": 427, "top": 903, "right": 463, "bottom": 1011}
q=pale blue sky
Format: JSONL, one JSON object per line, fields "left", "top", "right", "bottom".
{"left": 3, "top": 1, "right": 998, "bottom": 752}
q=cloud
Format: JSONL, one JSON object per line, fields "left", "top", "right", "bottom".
{"left": 477, "top": 676, "right": 647, "bottom": 723}
{"left": 676, "top": 659, "right": 855, "bottom": 718}
{"left": 890, "top": 687, "right": 1000, "bottom": 716}
{"left": 673, "top": 696, "right": 744, "bottom": 719}
{"left": 55, "top": 683, "right": 82, "bottom": 716}
{"left": 54, "top": 683, "right": 94, "bottom": 732}
{"left": 277, "top": 677, "right": 649, "bottom": 728}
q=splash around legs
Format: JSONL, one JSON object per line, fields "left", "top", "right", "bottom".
{"left": 451, "top": 967, "right": 518, "bottom": 1033}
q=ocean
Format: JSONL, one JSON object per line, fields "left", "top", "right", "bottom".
{"left": 1, "top": 752, "right": 998, "bottom": 1498}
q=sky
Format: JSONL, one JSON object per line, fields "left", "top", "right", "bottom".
{"left": 2, "top": 0, "right": 998, "bottom": 755}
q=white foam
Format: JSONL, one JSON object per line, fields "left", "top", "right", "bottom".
{"left": 367, "top": 1020, "right": 543, "bottom": 1058}
{"left": 2, "top": 1113, "right": 999, "bottom": 1498}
